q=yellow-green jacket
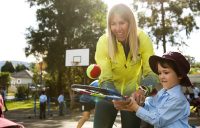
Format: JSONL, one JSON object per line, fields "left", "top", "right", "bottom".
{"left": 95, "top": 29, "right": 157, "bottom": 96}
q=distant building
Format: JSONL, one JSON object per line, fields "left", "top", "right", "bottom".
{"left": 189, "top": 74, "right": 200, "bottom": 85}
{"left": 10, "top": 70, "right": 34, "bottom": 92}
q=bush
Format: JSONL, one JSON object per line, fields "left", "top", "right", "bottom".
{"left": 15, "top": 85, "right": 29, "bottom": 100}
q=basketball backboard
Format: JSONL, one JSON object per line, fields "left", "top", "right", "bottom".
{"left": 65, "top": 49, "right": 89, "bottom": 66}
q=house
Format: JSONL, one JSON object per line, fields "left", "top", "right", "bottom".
{"left": 10, "top": 70, "right": 34, "bottom": 92}
{"left": 189, "top": 74, "right": 200, "bottom": 85}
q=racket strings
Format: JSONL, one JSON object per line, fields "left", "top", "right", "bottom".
{"left": 71, "top": 84, "right": 126, "bottom": 100}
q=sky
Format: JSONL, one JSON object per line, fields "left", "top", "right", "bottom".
{"left": 0, "top": 0, "right": 37, "bottom": 62}
{"left": 0, "top": 0, "right": 199, "bottom": 63}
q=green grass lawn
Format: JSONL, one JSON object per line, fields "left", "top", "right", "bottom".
{"left": 6, "top": 99, "right": 39, "bottom": 110}
{"left": 7, "top": 92, "right": 15, "bottom": 96}
{"left": 6, "top": 99, "right": 57, "bottom": 111}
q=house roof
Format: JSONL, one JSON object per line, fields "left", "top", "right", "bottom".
{"left": 11, "top": 70, "right": 33, "bottom": 79}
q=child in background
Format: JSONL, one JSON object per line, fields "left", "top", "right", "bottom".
{"left": 39, "top": 89, "right": 47, "bottom": 119}
{"left": 0, "top": 94, "right": 4, "bottom": 117}
{"left": 113, "top": 51, "right": 192, "bottom": 128}
{"left": 1, "top": 86, "right": 8, "bottom": 112}
{"left": 57, "top": 91, "right": 65, "bottom": 116}
{"left": 191, "top": 84, "right": 200, "bottom": 100}
{"left": 76, "top": 80, "right": 98, "bottom": 128}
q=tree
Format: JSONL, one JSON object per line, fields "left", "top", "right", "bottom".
{"left": 25, "top": 0, "right": 107, "bottom": 96}
{"left": 15, "top": 64, "right": 29, "bottom": 72}
{"left": 0, "top": 72, "right": 10, "bottom": 89}
{"left": 134, "top": 0, "right": 200, "bottom": 53}
{"left": 185, "top": 55, "right": 195, "bottom": 65}
{"left": 1, "top": 61, "right": 15, "bottom": 73}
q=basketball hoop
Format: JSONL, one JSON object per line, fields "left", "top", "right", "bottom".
{"left": 65, "top": 49, "right": 89, "bottom": 66}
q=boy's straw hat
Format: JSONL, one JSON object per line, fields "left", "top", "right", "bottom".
{"left": 149, "top": 51, "right": 192, "bottom": 87}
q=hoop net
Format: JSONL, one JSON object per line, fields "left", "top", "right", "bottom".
{"left": 71, "top": 61, "right": 80, "bottom": 66}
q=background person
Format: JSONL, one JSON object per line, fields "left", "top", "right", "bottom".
{"left": 192, "top": 84, "right": 200, "bottom": 100}
{"left": 190, "top": 83, "right": 200, "bottom": 113}
{"left": 39, "top": 89, "right": 47, "bottom": 119}
{"left": 113, "top": 51, "right": 192, "bottom": 127}
{"left": 1, "top": 86, "right": 8, "bottom": 112}
{"left": 57, "top": 91, "right": 65, "bottom": 116}
{"left": 76, "top": 80, "right": 98, "bottom": 128}
{"left": 94, "top": 3, "right": 158, "bottom": 128}
{"left": 0, "top": 93, "right": 4, "bottom": 117}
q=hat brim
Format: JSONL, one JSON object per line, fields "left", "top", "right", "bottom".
{"left": 149, "top": 55, "right": 175, "bottom": 74}
{"left": 149, "top": 55, "right": 192, "bottom": 87}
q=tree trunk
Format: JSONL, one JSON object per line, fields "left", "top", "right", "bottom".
{"left": 161, "top": 1, "right": 167, "bottom": 53}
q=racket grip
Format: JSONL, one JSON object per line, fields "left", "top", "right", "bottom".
{"left": 105, "top": 96, "right": 125, "bottom": 101}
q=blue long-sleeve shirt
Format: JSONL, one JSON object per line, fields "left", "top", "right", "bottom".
{"left": 39, "top": 94, "right": 47, "bottom": 103}
{"left": 136, "top": 85, "right": 190, "bottom": 128}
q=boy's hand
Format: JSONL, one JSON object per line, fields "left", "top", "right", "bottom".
{"left": 112, "top": 98, "right": 130, "bottom": 109}
{"left": 132, "top": 89, "right": 145, "bottom": 106}
{"left": 113, "top": 97, "right": 139, "bottom": 112}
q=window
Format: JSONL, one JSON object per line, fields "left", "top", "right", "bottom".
{"left": 17, "top": 79, "right": 21, "bottom": 84}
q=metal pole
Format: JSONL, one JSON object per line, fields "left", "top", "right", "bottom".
{"left": 34, "top": 91, "right": 36, "bottom": 117}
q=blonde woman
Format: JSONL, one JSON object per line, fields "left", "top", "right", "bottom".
{"left": 94, "top": 3, "right": 158, "bottom": 128}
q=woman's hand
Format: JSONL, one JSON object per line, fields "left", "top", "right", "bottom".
{"left": 112, "top": 88, "right": 146, "bottom": 112}
{"left": 132, "top": 89, "right": 145, "bottom": 106}
{"left": 112, "top": 98, "right": 130, "bottom": 110}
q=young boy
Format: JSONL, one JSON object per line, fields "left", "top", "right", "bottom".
{"left": 113, "top": 51, "right": 192, "bottom": 128}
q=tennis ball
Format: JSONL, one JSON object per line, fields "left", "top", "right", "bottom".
{"left": 86, "top": 64, "right": 101, "bottom": 79}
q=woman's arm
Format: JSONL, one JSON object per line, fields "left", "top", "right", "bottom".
{"left": 138, "top": 30, "right": 159, "bottom": 96}
{"left": 95, "top": 34, "right": 113, "bottom": 83}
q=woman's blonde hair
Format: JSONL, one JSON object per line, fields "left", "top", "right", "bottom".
{"left": 107, "top": 4, "right": 138, "bottom": 61}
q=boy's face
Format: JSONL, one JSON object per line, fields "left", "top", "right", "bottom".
{"left": 157, "top": 63, "right": 182, "bottom": 90}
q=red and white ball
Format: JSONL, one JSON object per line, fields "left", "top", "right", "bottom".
{"left": 86, "top": 64, "right": 101, "bottom": 79}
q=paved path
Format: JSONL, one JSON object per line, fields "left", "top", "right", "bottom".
{"left": 4, "top": 109, "right": 200, "bottom": 128}
{"left": 4, "top": 109, "right": 121, "bottom": 128}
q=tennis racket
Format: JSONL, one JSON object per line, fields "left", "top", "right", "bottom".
{"left": 71, "top": 84, "right": 126, "bottom": 101}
